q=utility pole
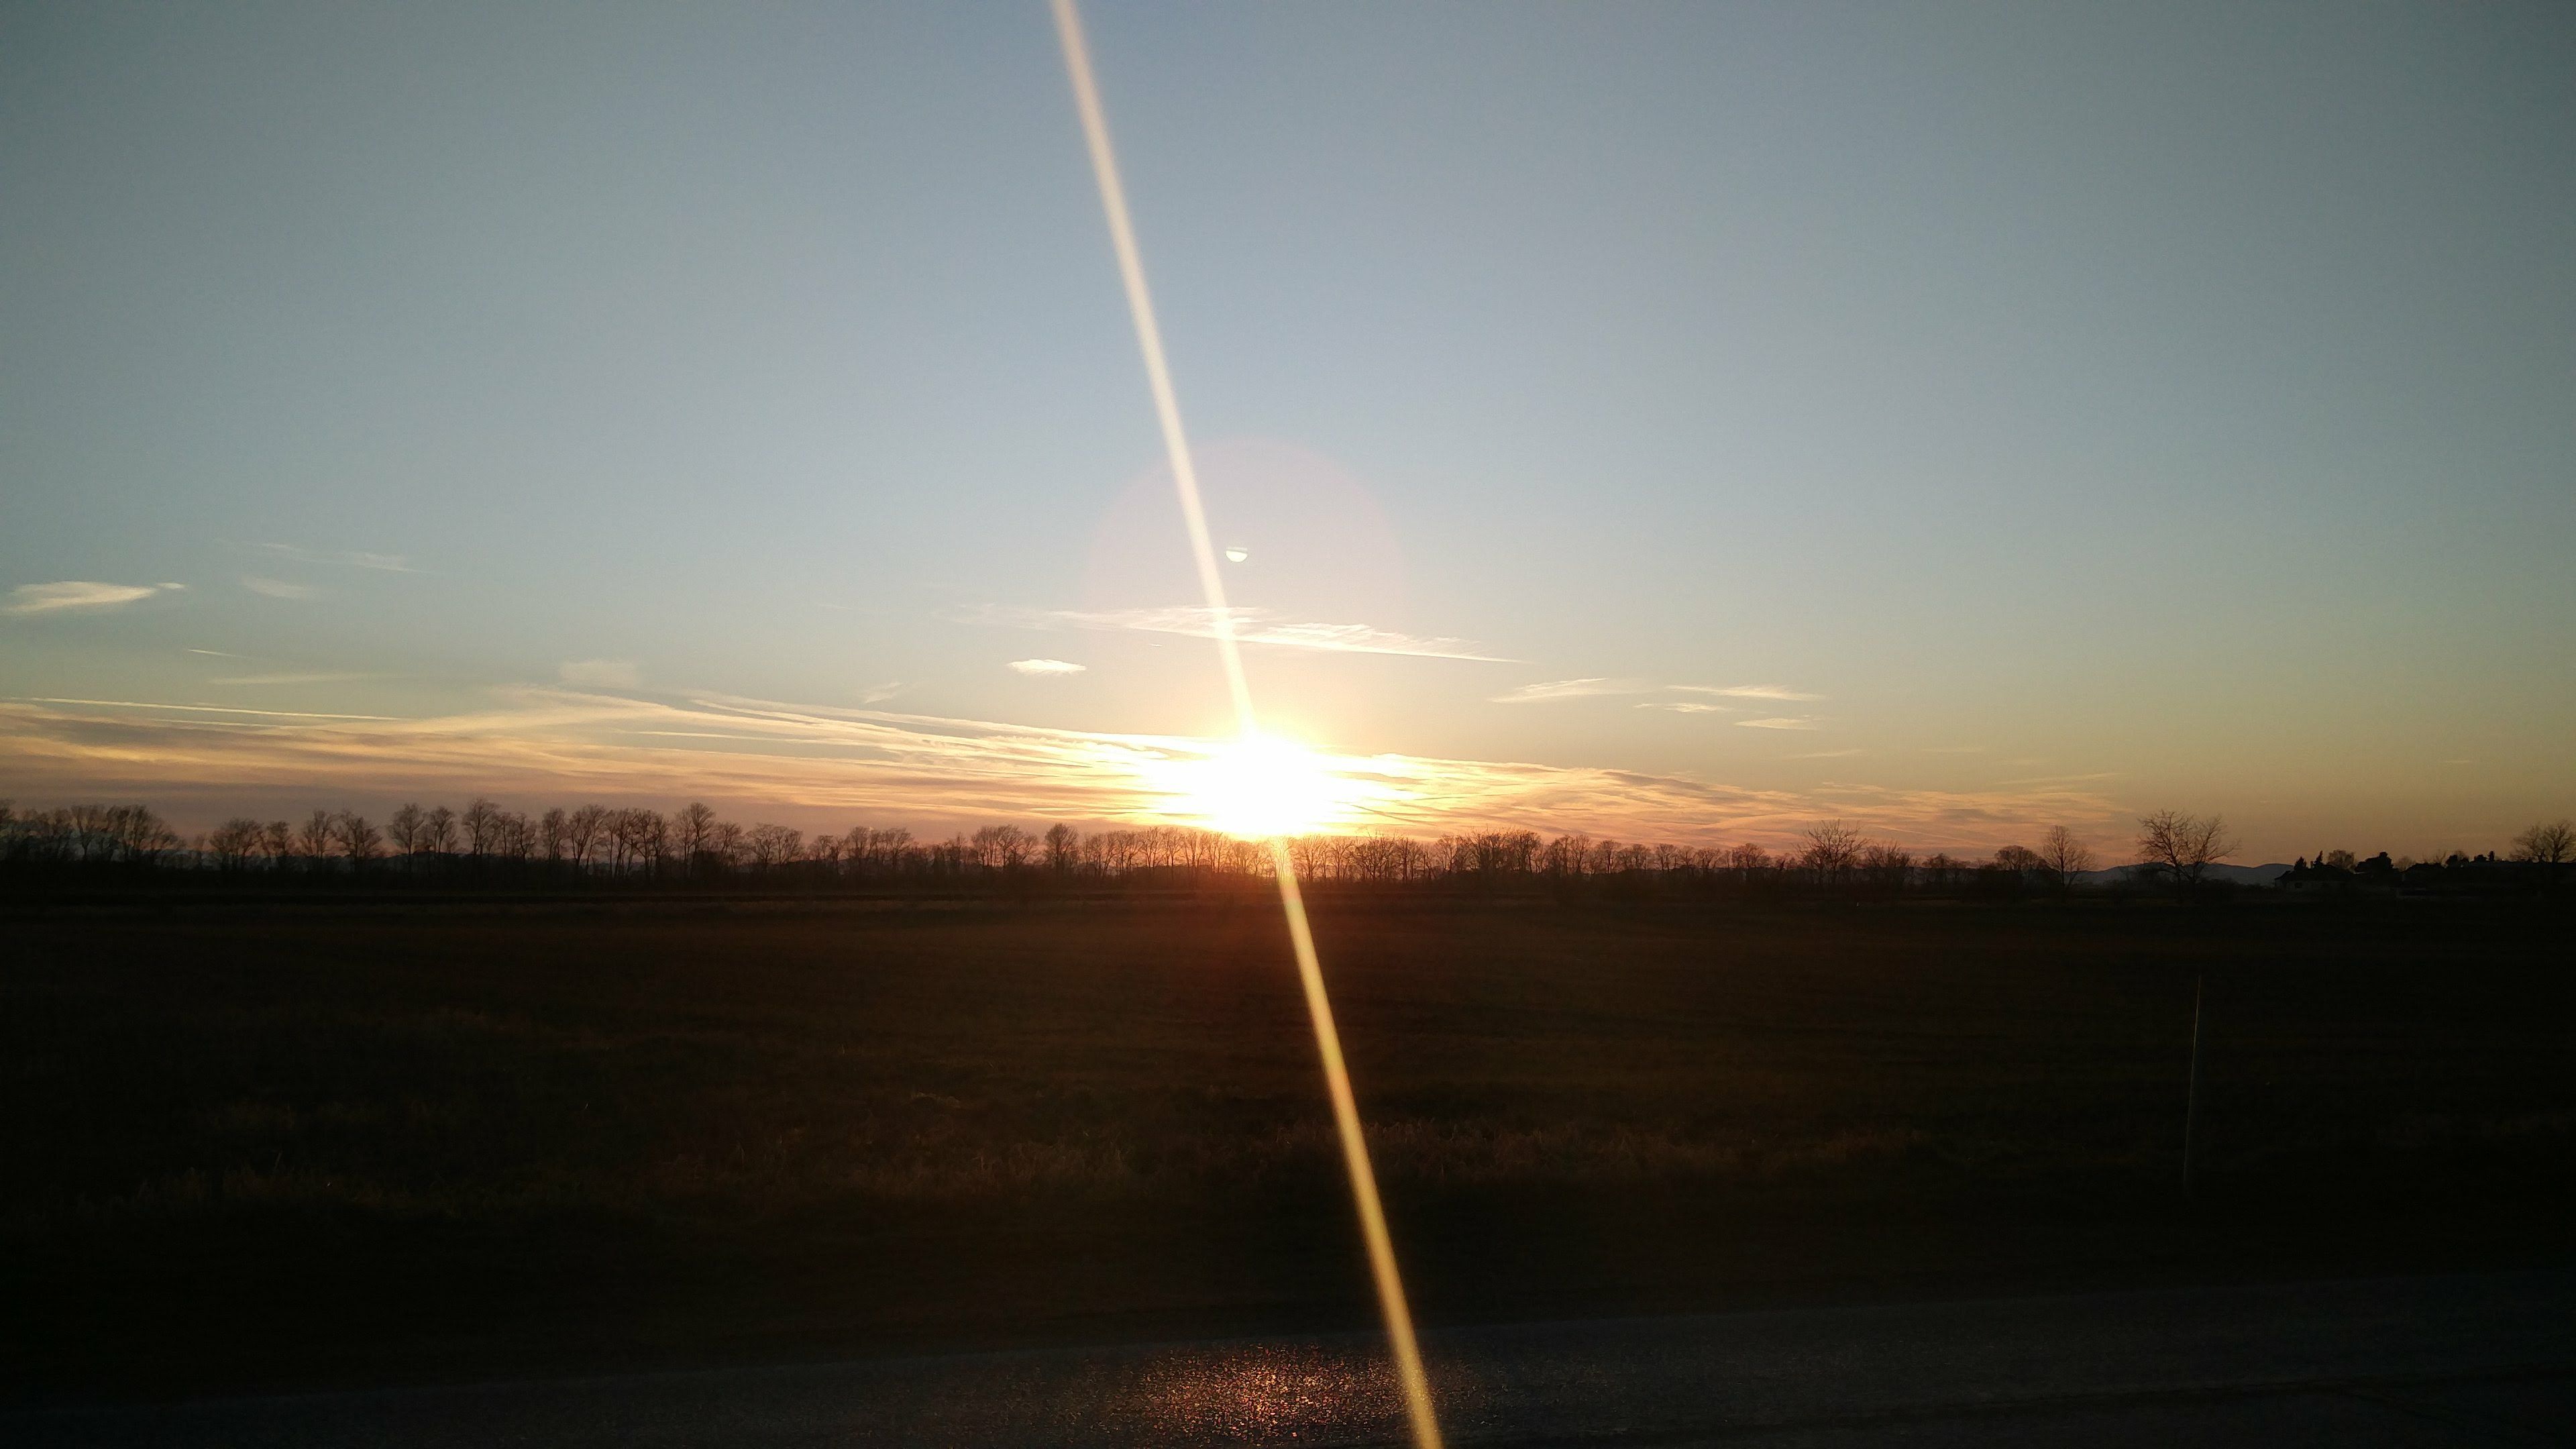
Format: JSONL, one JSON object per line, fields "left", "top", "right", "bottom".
{"left": 2182, "top": 973, "right": 2205, "bottom": 1193}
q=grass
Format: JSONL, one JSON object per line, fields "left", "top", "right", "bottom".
{"left": 3, "top": 894, "right": 2569, "bottom": 1401}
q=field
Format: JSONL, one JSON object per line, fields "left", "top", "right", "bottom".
{"left": 5, "top": 894, "right": 2570, "bottom": 1403}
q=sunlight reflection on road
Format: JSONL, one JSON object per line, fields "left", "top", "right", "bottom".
{"left": 1126, "top": 1345, "right": 1410, "bottom": 1442}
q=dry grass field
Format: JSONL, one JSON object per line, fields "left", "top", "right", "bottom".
{"left": 5, "top": 894, "right": 2569, "bottom": 1401}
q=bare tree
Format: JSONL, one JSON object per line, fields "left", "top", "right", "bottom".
{"left": 390, "top": 804, "right": 426, "bottom": 863}
{"left": 332, "top": 810, "right": 382, "bottom": 863}
{"left": 616, "top": 808, "right": 667, "bottom": 875}
{"left": 1993, "top": 843, "right": 2044, "bottom": 875}
{"left": 201, "top": 818, "right": 260, "bottom": 871}
{"left": 2038, "top": 824, "right": 2095, "bottom": 886}
{"left": 2135, "top": 810, "right": 2238, "bottom": 891}
{"left": 1044, "top": 822, "right": 1079, "bottom": 875}
{"left": 462, "top": 798, "right": 502, "bottom": 858}
{"left": 867, "top": 826, "right": 910, "bottom": 876}
{"left": 971, "top": 824, "right": 1030, "bottom": 871}
{"left": 100, "top": 806, "right": 179, "bottom": 864}
{"left": 1860, "top": 843, "right": 1913, "bottom": 892}
{"left": 1801, "top": 822, "right": 1865, "bottom": 880}
{"left": 296, "top": 808, "right": 335, "bottom": 863}
{"left": 564, "top": 804, "right": 610, "bottom": 869}
{"left": 424, "top": 805, "right": 458, "bottom": 855}
{"left": 2510, "top": 820, "right": 2574, "bottom": 866}
{"left": 674, "top": 802, "right": 717, "bottom": 875}
{"left": 743, "top": 822, "right": 802, "bottom": 869}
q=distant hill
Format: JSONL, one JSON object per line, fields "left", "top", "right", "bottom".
{"left": 2074, "top": 863, "right": 2293, "bottom": 887}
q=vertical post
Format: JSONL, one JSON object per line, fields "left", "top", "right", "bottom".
{"left": 2182, "top": 973, "right": 2204, "bottom": 1193}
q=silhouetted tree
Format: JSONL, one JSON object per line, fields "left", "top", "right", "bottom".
{"left": 1801, "top": 822, "right": 1865, "bottom": 882}
{"left": 564, "top": 804, "right": 609, "bottom": 869}
{"left": 207, "top": 818, "right": 266, "bottom": 871}
{"left": 708, "top": 820, "right": 746, "bottom": 871}
{"left": 2511, "top": 820, "right": 2574, "bottom": 866}
{"left": 1994, "top": 843, "right": 2046, "bottom": 879}
{"left": 2135, "top": 810, "right": 2237, "bottom": 892}
{"left": 2038, "top": 825, "right": 2095, "bottom": 888}
{"left": 295, "top": 809, "right": 335, "bottom": 865}
{"left": 462, "top": 798, "right": 502, "bottom": 859}
{"left": 747, "top": 822, "right": 802, "bottom": 869}
{"left": 1861, "top": 843, "right": 1913, "bottom": 893}
{"left": 390, "top": 804, "right": 426, "bottom": 863}
{"left": 332, "top": 810, "right": 381, "bottom": 865}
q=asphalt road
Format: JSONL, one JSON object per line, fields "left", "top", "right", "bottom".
{"left": 14, "top": 1269, "right": 2571, "bottom": 1446}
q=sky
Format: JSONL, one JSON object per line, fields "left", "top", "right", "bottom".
{"left": 4, "top": 1, "right": 2571, "bottom": 861}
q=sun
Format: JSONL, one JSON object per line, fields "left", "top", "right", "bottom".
{"left": 1170, "top": 734, "right": 1352, "bottom": 839}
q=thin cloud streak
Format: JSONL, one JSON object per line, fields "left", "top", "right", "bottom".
{"left": 1008, "top": 659, "right": 1087, "bottom": 676}
{"left": 5, "top": 581, "right": 180, "bottom": 616}
{"left": 1490, "top": 678, "right": 1644, "bottom": 704}
{"left": 980, "top": 604, "right": 1511, "bottom": 663}
{"left": 1737, "top": 716, "right": 1822, "bottom": 730}
{"left": 240, "top": 576, "right": 320, "bottom": 600}
{"left": 17, "top": 697, "right": 402, "bottom": 721}
{"left": 1675, "top": 684, "right": 1823, "bottom": 701}
{"left": 1635, "top": 700, "right": 1733, "bottom": 714}
{"left": 0, "top": 690, "right": 2116, "bottom": 849}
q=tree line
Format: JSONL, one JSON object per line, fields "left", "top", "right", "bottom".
{"left": 2, "top": 798, "right": 2567, "bottom": 897}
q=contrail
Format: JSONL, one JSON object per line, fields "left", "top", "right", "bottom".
{"left": 1046, "top": 5, "right": 1446, "bottom": 1446}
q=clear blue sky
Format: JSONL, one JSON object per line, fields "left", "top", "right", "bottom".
{"left": 4, "top": 1, "right": 2571, "bottom": 857}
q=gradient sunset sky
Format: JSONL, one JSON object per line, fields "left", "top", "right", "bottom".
{"left": 5, "top": 2, "right": 2571, "bottom": 859}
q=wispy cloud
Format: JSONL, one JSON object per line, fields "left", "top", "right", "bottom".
{"left": 240, "top": 576, "right": 320, "bottom": 600}
{"left": 1635, "top": 700, "right": 1733, "bottom": 714}
{"left": 979, "top": 605, "right": 1510, "bottom": 663}
{"left": 1789, "top": 748, "right": 1866, "bottom": 759}
{"left": 859, "top": 682, "right": 904, "bottom": 704}
{"left": 209, "top": 672, "right": 381, "bottom": 686}
{"left": 1489, "top": 678, "right": 1645, "bottom": 704}
{"left": 1737, "top": 716, "right": 1822, "bottom": 730}
{"left": 1009, "top": 659, "right": 1087, "bottom": 677}
{"left": 559, "top": 659, "right": 641, "bottom": 689}
{"left": 5, "top": 580, "right": 183, "bottom": 617}
{"left": 1675, "top": 684, "right": 1823, "bottom": 701}
{"left": 17, "top": 696, "right": 400, "bottom": 721}
{"left": 0, "top": 690, "right": 2120, "bottom": 850}
{"left": 256, "top": 543, "right": 423, "bottom": 574}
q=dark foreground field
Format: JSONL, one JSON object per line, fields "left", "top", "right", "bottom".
{"left": 4, "top": 895, "right": 2569, "bottom": 1403}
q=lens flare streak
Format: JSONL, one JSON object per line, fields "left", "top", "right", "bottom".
{"left": 1049, "top": 4, "right": 1446, "bottom": 1445}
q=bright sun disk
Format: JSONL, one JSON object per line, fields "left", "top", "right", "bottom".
{"left": 1172, "top": 735, "right": 1349, "bottom": 838}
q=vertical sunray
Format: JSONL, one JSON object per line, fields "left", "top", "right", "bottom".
{"left": 1046, "top": 5, "right": 1446, "bottom": 1444}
